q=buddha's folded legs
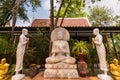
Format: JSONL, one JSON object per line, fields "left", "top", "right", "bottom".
{"left": 46, "top": 57, "right": 76, "bottom": 64}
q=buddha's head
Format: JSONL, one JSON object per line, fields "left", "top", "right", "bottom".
{"left": 113, "top": 59, "right": 118, "bottom": 65}
{"left": 1, "top": 58, "right": 6, "bottom": 65}
{"left": 22, "top": 28, "right": 28, "bottom": 36}
{"left": 57, "top": 31, "right": 63, "bottom": 40}
{"left": 93, "top": 28, "right": 99, "bottom": 36}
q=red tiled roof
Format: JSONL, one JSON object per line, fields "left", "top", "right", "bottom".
{"left": 31, "top": 18, "right": 91, "bottom": 27}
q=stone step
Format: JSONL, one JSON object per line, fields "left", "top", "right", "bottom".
{"left": 32, "top": 71, "right": 98, "bottom": 80}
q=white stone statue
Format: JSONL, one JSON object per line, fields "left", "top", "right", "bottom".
{"left": 12, "top": 28, "right": 29, "bottom": 80}
{"left": 92, "top": 28, "right": 112, "bottom": 80}
{"left": 44, "top": 27, "right": 78, "bottom": 78}
{"left": 46, "top": 30, "right": 76, "bottom": 64}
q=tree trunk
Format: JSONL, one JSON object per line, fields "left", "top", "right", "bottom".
{"left": 11, "top": 11, "right": 17, "bottom": 43}
{"left": 49, "top": 0, "right": 54, "bottom": 56}
{"left": 11, "top": 0, "right": 23, "bottom": 43}
{"left": 60, "top": 0, "right": 72, "bottom": 27}
{"left": 54, "top": 0, "right": 64, "bottom": 27}
{"left": 50, "top": 0, "right": 54, "bottom": 31}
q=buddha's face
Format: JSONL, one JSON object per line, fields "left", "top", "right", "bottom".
{"left": 57, "top": 31, "right": 63, "bottom": 40}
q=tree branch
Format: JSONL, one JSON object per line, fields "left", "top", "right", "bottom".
{"left": 55, "top": 0, "right": 64, "bottom": 28}
{"left": 60, "top": 0, "right": 72, "bottom": 27}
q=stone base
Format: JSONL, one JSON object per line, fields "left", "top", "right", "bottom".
{"left": 44, "top": 69, "right": 79, "bottom": 78}
{"left": 11, "top": 74, "right": 25, "bottom": 80}
{"left": 45, "top": 63, "right": 77, "bottom": 69}
{"left": 97, "top": 74, "right": 112, "bottom": 80}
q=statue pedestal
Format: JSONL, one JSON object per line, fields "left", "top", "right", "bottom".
{"left": 97, "top": 74, "right": 112, "bottom": 80}
{"left": 44, "top": 63, "right": 79, "bottom": 78}
{"left": 11, "top": 74, "right": 25, "bottom": 80}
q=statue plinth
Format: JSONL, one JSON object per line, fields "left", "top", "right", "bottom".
{"left": 44, "top": 63, "right": 78, "bottom": 78}
{"left": 97, "top": 74, "right": 112, "bottom": 80}
{"left": 11, "top": 74, "right": 25, "bottom": 80}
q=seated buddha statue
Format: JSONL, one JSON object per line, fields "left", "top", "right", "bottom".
{"left": 46, "top": 28, "right": 76, "bottom": 64}
{"left": 110, "top": 59, "right": 120, "bottom": 80}
{"left": 44, "top": 27, "right": 78, "bottom": 78}
{"left": 0, "top": 58, "right": 9, "bottom": 80}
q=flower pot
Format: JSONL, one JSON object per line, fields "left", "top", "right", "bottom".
{"left": 77, "top": 60, "right": 88, "bottom": 77}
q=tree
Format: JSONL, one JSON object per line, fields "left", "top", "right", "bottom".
{"left": 24, "top": 29, "right": 49, "bottom": 67}
{"left": 114, "top": 16, "right": 120, "bottom": 27}
{"left": 90, "top": 0, "right": 101, "bottom": 3}
{"left": 0, "top": 0, "right": 41, "bottom": 43}
{"left": 88, "top": 6, "right": 114, "bottom": 26}
{"left": 104, "top": 33, "right": 120, "bottom": 61}
{"left": 54, "top": 0, "right": 87, "bottom": 27}
{"left": 0, "top": 0, "right": 41, "bottom": 27}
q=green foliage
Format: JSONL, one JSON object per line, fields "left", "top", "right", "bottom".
{"left": 88, "top": 6, "right": 113, "bottom": 26}
{"left": 72, "top": 40, "right": 89, "bottom": 56}
{"left": 0, "top": 0, "right": 41, "bottom": 26}
{"left": 0, "top": 34, "right": 8, "bottom": 54}
{"left": 91, "top": 0, "right": 101, "bottom": 3}
{"left": 24, "top": 28, "right": 49, "bottom": 67}
{"left": 113, "top": 34, "right": 120, "bottom": 53}
{"left": 29, "top": 0, "right": 41, "bottom": 10}
{"left": 0, "top": 34, "right": 16, "bottom": 55}
{"left": 107, "top": 33, "right": 120, "bottom": 61}
{"left": 114, "top": 16, "right": 120, "bottom": 27}
{"left": 86, "top": 44, "right": 98, "bottom": 73}
{"left": 55, "top": 0, "right": 87, "bottom": 18}
{"left": 116, "top": 20, "right": 120, "bottom": 27}
{"left": 0, "top": 34, "right": 16, "bottom": 64}
{"left": 4, "top": 64, "right": 16, "bottom": 80}
{"left": 102, "top": 34, "right": 120, "bottom": 63}
{"left": 68, "top": 38, "right": 77, "bottom": 56}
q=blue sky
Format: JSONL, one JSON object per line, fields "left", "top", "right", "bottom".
{"left": 16, "top": 0, "right": 50, "bottom": 26}
{"left": 15, "top": 0, "right": 120, "bottom": 26}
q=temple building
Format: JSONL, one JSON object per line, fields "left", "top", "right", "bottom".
{"left": 31, "top": 18, "right": 91, "bottom": 27}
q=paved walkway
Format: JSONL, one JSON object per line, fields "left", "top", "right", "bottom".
{"left": 31, "top": 72, "right": 98, "bottom": 80}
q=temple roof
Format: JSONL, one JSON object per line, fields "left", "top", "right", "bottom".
{"left": 31, "top": 18, "right": 91, "bottom": 27}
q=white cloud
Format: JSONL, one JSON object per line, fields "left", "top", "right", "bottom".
{"left": 12, "top": 18, "right": 32, "bottom": 26}
{"left": 43, "top": 0, "right": 50, "bottom": 10}
{"left": 43, "top": 0, "right": 60, "bottom": 10}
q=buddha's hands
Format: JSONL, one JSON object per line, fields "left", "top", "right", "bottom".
{"left": 52, "top": 52, "right": 55, "bottom": 57}
{"left": 92, "top": 38, "right": 95, "bottom": 43}
{"left": 26, "top": 38, "right": 29, "bottom": 42}
{"left": 66, "top": 53, "right": 70, "bottom": 57}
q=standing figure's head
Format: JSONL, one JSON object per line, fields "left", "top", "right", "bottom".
{"left": 1, "top": 58, "right": 6, "bottom": 65}
{"left": 93, "top": 28, "right": 99, "bottom": 36}
{"left": 22, "top": 28, "right": 28, "bottom": 35}
{"left": 113, "top": 59, "right": 119, "bottom": 66}
{"left": 57, "top": 31, "right": 63, "bottom": 40}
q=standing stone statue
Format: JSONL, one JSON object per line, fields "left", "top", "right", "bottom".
{"left": 12, "top": 28, "right": 29, "bottom": 80}
{"left": 44, "top": 27, "right": 78, "bottom": 78}
{"left": 92, "top": 28, "right": 112, "bottom": 80}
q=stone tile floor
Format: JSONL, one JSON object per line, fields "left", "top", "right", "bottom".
{"left": 25, "top": 71, "right": 99, "bottom": 80}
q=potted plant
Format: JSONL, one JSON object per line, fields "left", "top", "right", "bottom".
{"left": 72, "top": 40, "right": 89, "bottom": 77}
